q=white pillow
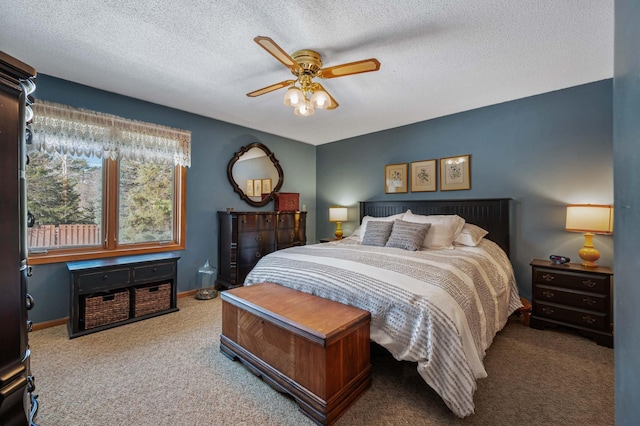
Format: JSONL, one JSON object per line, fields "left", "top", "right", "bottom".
{"left": 402, "top": 212, "right": 466, "bottom": 249}
{"left": 454, "top": 223, "right": 488, "bottom": 247}
{"left": 351, "top": 212, "right": 405, "bottom": 240}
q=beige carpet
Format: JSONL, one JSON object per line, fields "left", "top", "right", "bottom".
{"left": 29, "top": 295, "right": 614, "bottom": 425}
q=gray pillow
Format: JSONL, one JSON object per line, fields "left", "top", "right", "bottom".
{"left": 361, "top": 220, "right": 394, "bottom": 246}
{"left": 385, "top": 220, "right": 432, "bottom": 251}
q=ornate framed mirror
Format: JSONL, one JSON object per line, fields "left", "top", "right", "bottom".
{"left": 227, "top": 142, "right": 284, "bottom": 207}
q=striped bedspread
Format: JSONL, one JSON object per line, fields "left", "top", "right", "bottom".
{"left": 244, "top": 238, "right": 521, "bottom": 418}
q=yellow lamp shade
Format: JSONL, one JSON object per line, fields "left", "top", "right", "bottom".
{"left": 329, "top": 207, "right": 348, "bottom": 239}
{"left": 565, "top": 204, "right": 613, "bottom": 234}
{"left": 565, "top": 204, "right": 613, "bottom": 268}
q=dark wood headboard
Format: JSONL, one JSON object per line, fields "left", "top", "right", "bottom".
{"left": 360, "top": 198, "right": 511, "bottom": 256}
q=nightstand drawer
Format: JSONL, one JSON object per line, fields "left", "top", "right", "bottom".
{"left": 533, "top": 285, "right": 608, "bottom": 312}
{"left": 534, "top": 302, "right": 608, "bottom": 331}
{"left": 533, "top": 268, "right": 609, "bottom": 293}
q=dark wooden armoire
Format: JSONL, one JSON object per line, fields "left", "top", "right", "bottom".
{"left": 0, "top": 51, "right": 38, "bottom": 425}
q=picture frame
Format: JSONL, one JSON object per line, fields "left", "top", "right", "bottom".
{"left": 253, "top": 179, "right": 262, "bottom": 197}
{"left": 439, "top": 154, "right": 471, "bottom": 191}
{"left": 384, "top": 163, "right": 408, "bottom": 193}
{"left": 261, "top": 178, "right": 272, "bottom": 194}
{"left": 246, "top": 179, "right": 254, "bottom": 196}
{"left": 410, "top": 159, "right": 437, "bottom": 192}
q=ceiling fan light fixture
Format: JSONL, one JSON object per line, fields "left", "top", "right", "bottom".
{"left": 311, "top": 90, "right": 330, "bottom": 109}
{"left": 294, "top": 99, "right": 314, "bottom": 117}
{"left": 283, "top": 86, "right": 304, "bottom": 108}
{"left": 248, "top": 37, "right": 380, "bottom": 117}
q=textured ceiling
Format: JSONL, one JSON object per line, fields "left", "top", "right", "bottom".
{"left": 1, "top": 1, "right": 613, "bottom": 146}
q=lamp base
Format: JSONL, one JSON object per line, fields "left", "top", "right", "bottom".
{"left": 334, "top": 221, "right": 343, "bottom": 240}
{"left": 578, "top": 233, "right": 600, "bottom": 268}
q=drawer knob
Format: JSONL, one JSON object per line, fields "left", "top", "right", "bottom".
{"left": 582, "top": 315, "right": 597, "bottom": 324}
{"left": 542, "top": 290, "right": 555, "bottom": 298}
{"left": 289, "top": 232, "right": 294, "bottom": 240}
{"left": 103, "top": 273, "right": 109, "bottom": 280}
{"left": 255, "top": 252, "right": 261, "bottom": 258}
{"left": 152, "top": 267, "right": 157, "bottom": 272}
{"left": 542, "top": 274, "right": 555, "bottom": 282}
{"left": 582, "top": 297, "right": 597, "bottom": 306}
{"left": 255, "top": 235, "right": 262, "bottom": 241}
{"left": 582, "top": 279, "right": 597, "bottom": 288}
{"left": 541, "top": 307, "right": 554, "bottom": 315}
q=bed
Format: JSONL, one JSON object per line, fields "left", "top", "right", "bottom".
{"left": 244, "top": 198, "right": 521, "bottom": 418}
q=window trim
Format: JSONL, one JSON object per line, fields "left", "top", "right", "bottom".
{"left": 27, "top": 164, "right": 186, "bottom": 265}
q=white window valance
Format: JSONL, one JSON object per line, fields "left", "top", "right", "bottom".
{"left": 31, "top": 100, "right": 191, "bottom": 167}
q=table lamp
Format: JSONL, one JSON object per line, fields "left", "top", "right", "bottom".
{"left": 565, "top": 204, "right": 613, "bottom": 268}
{"left": 329, "top": 207, "right": 348, "bottom": 239}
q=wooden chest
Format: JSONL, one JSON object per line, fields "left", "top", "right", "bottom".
{"left": 220, "top": 282, "right": 371, "bottom": 425}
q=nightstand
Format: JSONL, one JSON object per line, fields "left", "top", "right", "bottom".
{"left": 530, "top": 259, "right": 613, "bottom": 347}
{"left": 319, "top": 237, "right": 341, "bottom": 243}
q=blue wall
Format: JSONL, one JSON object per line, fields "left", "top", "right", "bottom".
{"left": 614, "top": 0, "right": 640, "bottom": 422}
{"left": 29, "top": 75, "right": 615, "bottom": 328}
{"left": 28, "top": 74, "right": 316, "bottom": 323}
{"left": 316, "top": 80, "right": 614, "bottom": 300}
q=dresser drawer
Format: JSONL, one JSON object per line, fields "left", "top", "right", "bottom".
{"left": 238, "top": 230, "right": 276, "bottom": 248}
{"left": 238, "top": 246, "right": 274, "bottom": 267}
{"left": 277, "top": 229, "right": 302, "bottom": 245}
{"left": 78, "top": 268, "right": 131, "bottom": 293}
{"left": 533, "top": 267, "right": 609, "bottom": 293}
{"left": 534, "top": 302, "right": 608, "bottom": 331}
{"left": 277, "top": 212, "right": 305, "bottom": 229}
{"left": 533, "top": 285, "right": 608, "bottom": 312}
{"left": 133, "top": 261, "right": 175, "bottom": 283}
{"left": 237, "top": 214, "right": 275, "bottom": 231}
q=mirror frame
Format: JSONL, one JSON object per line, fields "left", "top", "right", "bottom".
{"left": 227, "top": 142, "right": 284, "bottom": 207}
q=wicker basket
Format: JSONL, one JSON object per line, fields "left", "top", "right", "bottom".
{"left": 133, "top": 283, "right": 171, "bottom": 317}
{"left": 83, "top": 289, "right": 130, "bottom": 330}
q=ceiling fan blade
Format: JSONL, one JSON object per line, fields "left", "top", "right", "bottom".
{"left": 318, "top": 58, "right": 381, "bottom": 79}
{"left": 246, "top": 80, "right": 295, "bottom": 97}
{"left": 254, "top": 36, "right": 301, "bottom": 73}
{"left": 313, "top": 83, "right": 339, "bottom": 110}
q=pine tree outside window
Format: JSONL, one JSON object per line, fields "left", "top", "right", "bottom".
{"left": 27, "top": 101, "right": 190, "bottom": 265}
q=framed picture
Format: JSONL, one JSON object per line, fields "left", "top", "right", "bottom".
{"left": 246, "top": 179, "right": 254, "bottom": 196}
{"left": 261, "top": 178, "right": 272, "bottom": 194}
{"left": 410, "top": 159, "right": 437, "bottom": 192}
{"left": 384, "top": 163, "right": 408, "bottom": 193}
{"left": 253, "top": 179, "right": 262, "bottom": 197}
{"left": 439, "top": 155, "right": 471, "bottom": 191}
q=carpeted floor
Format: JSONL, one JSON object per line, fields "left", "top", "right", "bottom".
{"left": 29, "top": 295, "right": 614, "bottom": 425}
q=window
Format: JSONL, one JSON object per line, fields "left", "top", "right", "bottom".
{"left": 27, "top": 100, "right": 190, "bottom": 265}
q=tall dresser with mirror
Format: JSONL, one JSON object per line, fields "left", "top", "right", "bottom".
{"left": 217, "top": 211, "right": 306, "bottom": 289}
{"left": 0, "top": 51, "right": 38, "bottom": 425}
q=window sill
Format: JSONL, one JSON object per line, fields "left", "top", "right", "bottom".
{"left": 27, "top": 243, "right": 185, "bottom": 265}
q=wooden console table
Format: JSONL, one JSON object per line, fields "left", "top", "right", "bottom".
{"left": 67, "top": 253, "right": 180, "bottom": 338}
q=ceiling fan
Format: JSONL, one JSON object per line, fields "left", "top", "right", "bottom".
{"left": 247, "top": 36, "right": 381, "bottom": 116}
